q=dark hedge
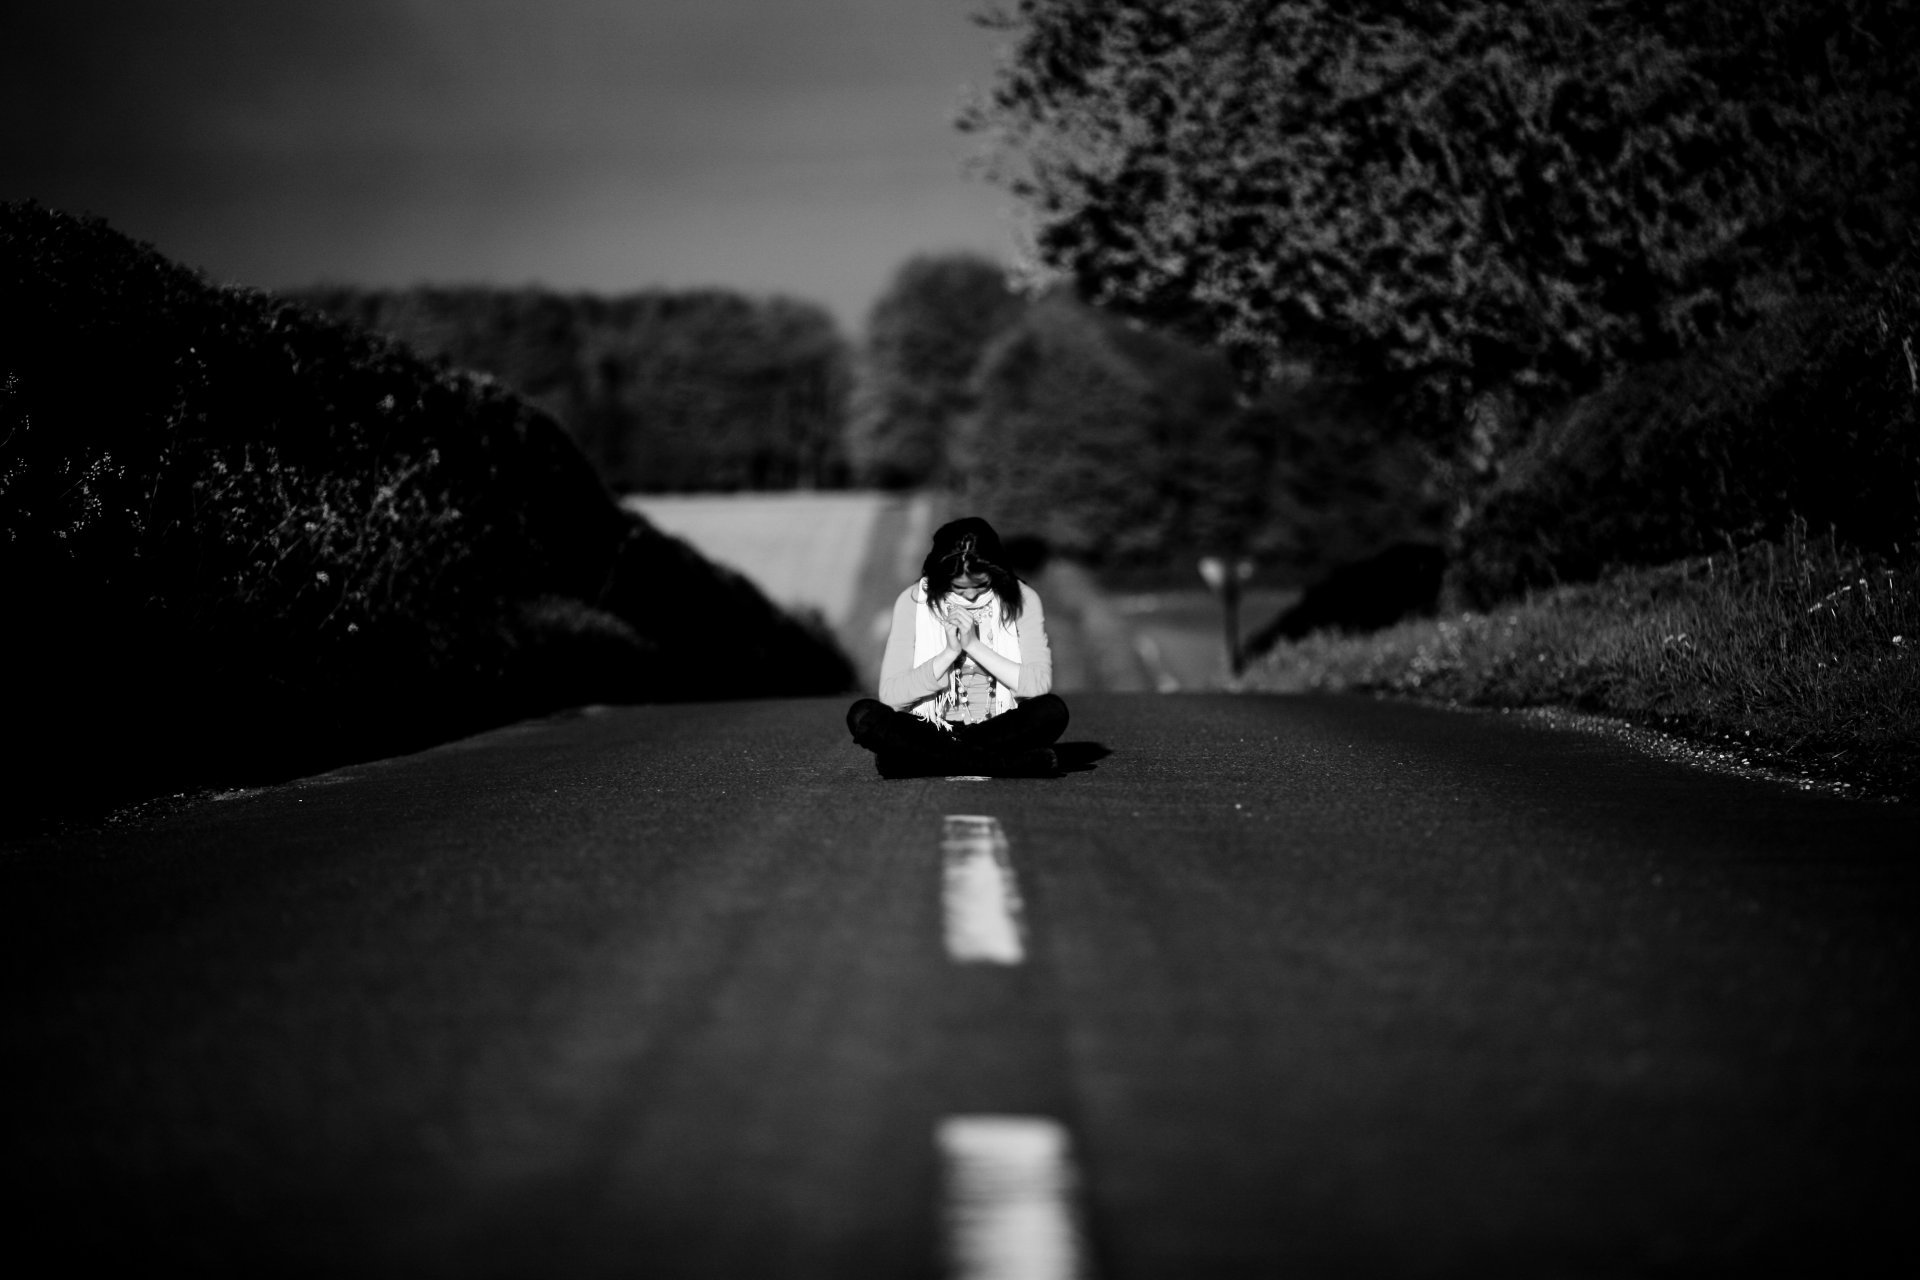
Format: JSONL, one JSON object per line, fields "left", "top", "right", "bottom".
{"left": 1, "top": 202, "right": 852, "bottom": 823}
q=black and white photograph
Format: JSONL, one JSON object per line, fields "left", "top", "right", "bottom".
{"left": 4, "top": 1, "right": 1917, "bottom": 1274}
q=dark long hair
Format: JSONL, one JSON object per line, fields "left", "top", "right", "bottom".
{"left": 921, "top": 516, "right": 1024, "bottom": 623}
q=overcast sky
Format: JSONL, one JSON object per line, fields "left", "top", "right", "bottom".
{"left": 2, "top": 0, "right": 1018, "bottom": 332}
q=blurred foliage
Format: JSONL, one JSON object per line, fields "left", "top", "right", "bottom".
{"left": 1, "top": 201, "right": 852, "bottom": 820}
{"left": 964, "top": 0, "right": 1918, "bottom": 450}
{"left": 847, "top": 252, "right": 1026, "bottom": 487}
{"left": 1452, "top": 239, "right": 1920, "bottom": 605}
{"left": 957, "top": 290, "right": 1176, "bottom": 563}
{"left": 1238, "top": 376, "right": 1449, "bottom": 572}
{"left": 952, "top": 289, "right": 1443, "bottom": 576}
{"left": 292, "top": 284, "right": 853, "bottom": 493}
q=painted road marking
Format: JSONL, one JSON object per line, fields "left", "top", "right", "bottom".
{"left": 937, "top": 1115, "right": 1092, "bottom": 1280}
{"left": 942, "top": 815, "right": 1026, "bottom": 964}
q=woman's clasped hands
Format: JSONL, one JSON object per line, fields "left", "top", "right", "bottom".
{"left": 946, "top": 608, "right": 978, "bottom": 655}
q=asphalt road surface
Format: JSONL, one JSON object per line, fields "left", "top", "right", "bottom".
{"left": 5, "top": 693, "right": 1916, "bottom": 1277}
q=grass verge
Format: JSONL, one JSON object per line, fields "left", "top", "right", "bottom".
{"left": 1240, "top": 524, "right": 1919, "bottom": 800}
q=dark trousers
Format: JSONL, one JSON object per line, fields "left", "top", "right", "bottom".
{"left": 846, "top": 695, "right": 1069, "bottom": 765}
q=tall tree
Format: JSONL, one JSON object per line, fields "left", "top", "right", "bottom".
{"left": 957, "top": 289, "right": 1274, "bottom": 567}
{"left": 957, "top": 290, "right": 1167, "bottom": 560}
{"left": 963, "top": 0, "right": 1918, "bottom": 447}
{"left": 848, "top": 252, "right": 1025, "bottom": 487}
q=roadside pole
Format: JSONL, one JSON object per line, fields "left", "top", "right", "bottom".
{"left": 1198, "top": 555, "right": 1257, "bottom": 677}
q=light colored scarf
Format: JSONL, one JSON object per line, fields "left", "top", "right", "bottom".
{"left": 909, "top": 577, "right": 1020, "bottom": 728}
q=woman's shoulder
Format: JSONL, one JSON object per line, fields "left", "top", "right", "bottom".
{"left": 896, "top": 580, "right": 933, "bottom": 618}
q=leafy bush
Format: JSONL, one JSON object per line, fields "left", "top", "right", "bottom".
{"left": 2, "top": 202, "right": 852, "bottom": 820}
{"left": 1453, "top": 243, "right": 1920, "bottom": 605}
{"left": 598, "top": 519, "right": 859, "bottom": 700}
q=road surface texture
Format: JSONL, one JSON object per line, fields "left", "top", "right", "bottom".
{"left": 5, "top": 693, "right": 1915, "bottom": 1277}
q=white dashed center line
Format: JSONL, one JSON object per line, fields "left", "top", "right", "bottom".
{"left": 937, "top": 1115, "right": 1092, "bottom": 1280}
{"left": 941, "top": 815, "right": 1027, "bottom": 965}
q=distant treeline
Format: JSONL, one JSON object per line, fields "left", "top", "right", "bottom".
{"left": 2, "top": 202, "right": 852, "bottom": 822}
{"left": 291, "top": 285, "right": 851, "bottom": 493}
{"left": 291, "top": 219, "right": 1919, "bottom": 604}
{"left": 286, "top": 258, "right": 1452, "bottom": 582}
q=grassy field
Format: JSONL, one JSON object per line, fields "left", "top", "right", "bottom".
{"left": 1239, "top": 524, "right": 1918, "bottom": 800}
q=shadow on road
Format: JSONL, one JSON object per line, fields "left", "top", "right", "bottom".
{"left": 1055, "top": 741, "right": 1112, "bottom": 772}
{"left": 869, "top": 741, "right": 1113, "bottom": 779}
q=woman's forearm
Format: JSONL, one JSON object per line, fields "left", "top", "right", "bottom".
{"left": 880, "top": 646, "right": 962, "bottom": 707}
{"left": 961, "top": 639, "right": 1022, "bottom": 689}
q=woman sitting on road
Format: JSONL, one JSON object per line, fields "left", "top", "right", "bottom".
{"left": 846, "top": 515, "right": 1068, "bottom": 777}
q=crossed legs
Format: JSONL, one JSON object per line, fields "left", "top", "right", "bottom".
{"left": 846, "top": 695, "right": 1069, "bottom": 775}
